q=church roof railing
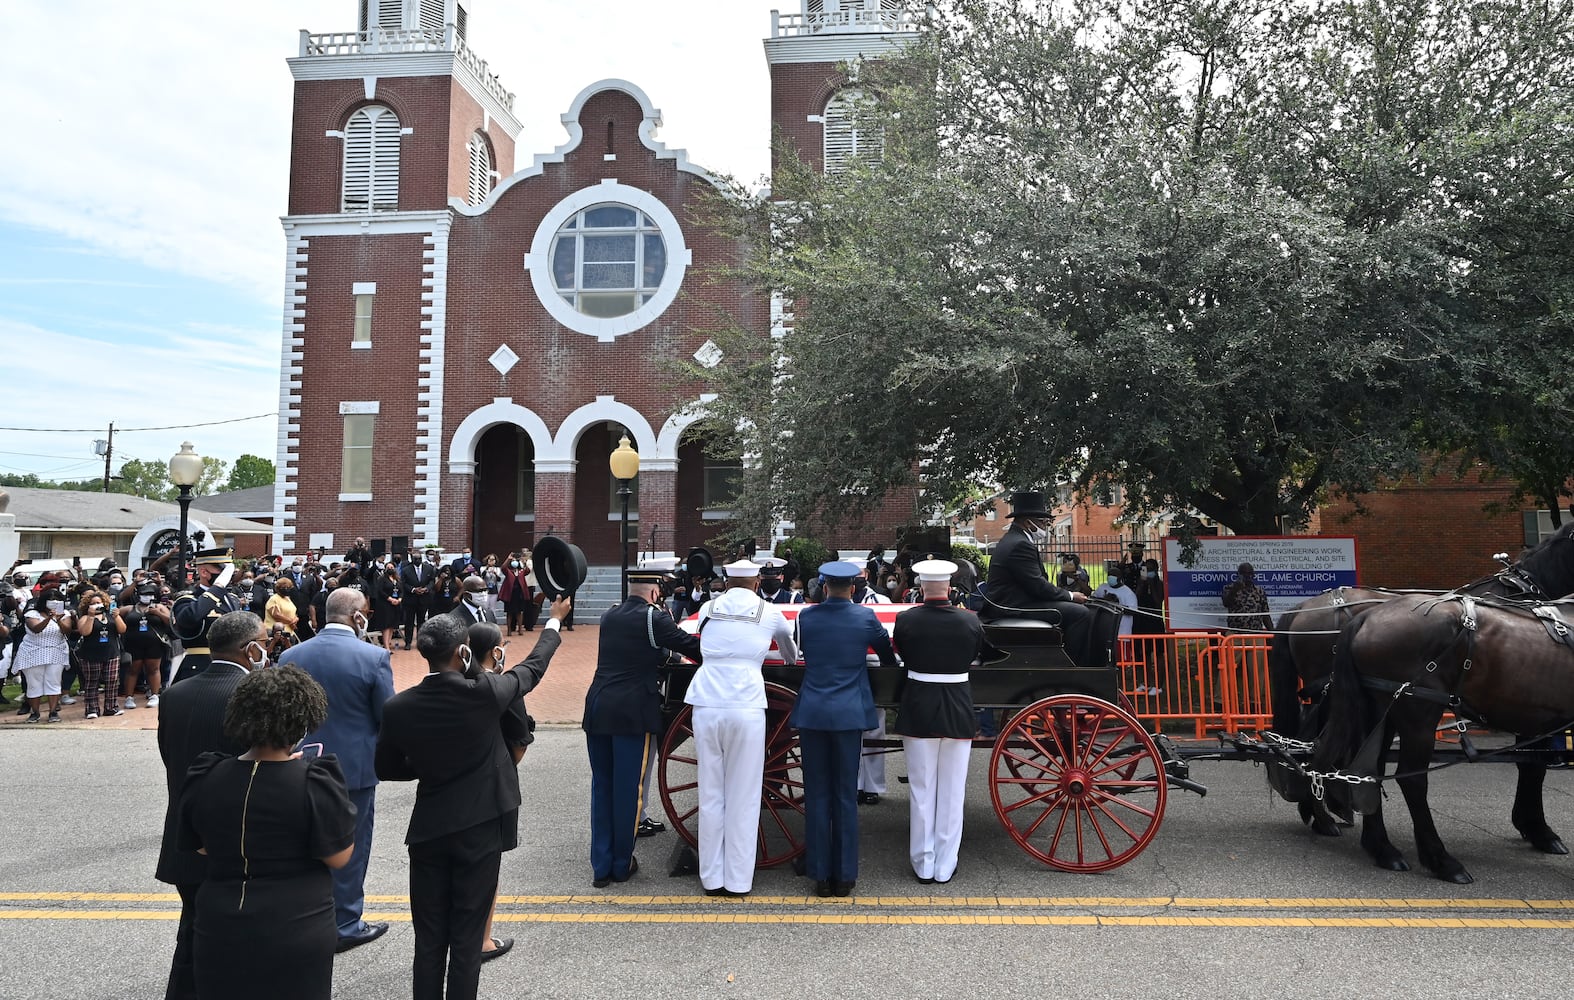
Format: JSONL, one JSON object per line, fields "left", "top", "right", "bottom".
{"left": 769, "top": 4, "right": 930, "bottom": 38}
{"left": 297, "top": 26, "right": 514, "bottom": 112}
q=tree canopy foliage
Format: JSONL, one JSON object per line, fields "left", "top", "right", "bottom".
{"left": 698, "top": 0, "right": 1574, "bottom": 536}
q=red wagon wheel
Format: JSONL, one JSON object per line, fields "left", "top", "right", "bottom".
{"left": 657, "top": 681, "right": 806, "bottom": 868}
{"left": 989, "top": 694, "right": 1168, "bottom": 872}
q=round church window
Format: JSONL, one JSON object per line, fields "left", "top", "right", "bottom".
{"left": 548, "top": 204, "right": 668, "bottom": 318}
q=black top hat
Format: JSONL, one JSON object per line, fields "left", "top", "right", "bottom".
{"left": 686, "top": 547, "right": 715, "bottom": 580}
{"left": 533, "top": 537, "right": 588, "bottom": 599}
{"left": 1005, "top": 490, "right": 1053, "bottom": 519}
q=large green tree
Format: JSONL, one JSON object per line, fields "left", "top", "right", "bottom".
{"left": 699, "top": 0, "right": 1573, "bottom": 537}
{"left": 225, "top": 454, "right": 276, "bottom": 492}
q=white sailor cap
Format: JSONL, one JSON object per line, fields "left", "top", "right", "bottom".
{"left": 753, "top": 556, "right": 788, "bottom": 571}
{"left": 637, "top": 557, "right": 681, "bottom": 573}
{"left": 912, "top": 559, "right": 958, "bottom": 583}
{"left": 722, "top": 559, "right": 762, "bottom": 578}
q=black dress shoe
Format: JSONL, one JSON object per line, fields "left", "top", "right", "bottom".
{"left": 637, "top": 818, "right": 665, "bottom": 838}
{"left": 814, "top": 881, "right": 833, "bottom": 898}
{"left": 593, "top": 875, "right": 613, "bottom": 888}
{"left": 479, "top": 937, "right": 514, "bottom": 963}
{"left": 612, "top": 856, "right": 639, "bottom": 882}
{"left": 335, "top": 921, "right": 389, "bottom": 953}
{"left": 915, "top": 871, "right": 936, "bottom": 885}
{"left": 832, "top": 880, "right": 855, "bottom": 897}
{"left": 857, "top": 792, "right": 880, "bottom": 806}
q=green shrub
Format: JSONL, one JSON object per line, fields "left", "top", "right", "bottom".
{"left": 775, "top": 536, "right": 834, "bottom": 580}
{"left": 950, "top": 541, "right": 988, "bottom": 574}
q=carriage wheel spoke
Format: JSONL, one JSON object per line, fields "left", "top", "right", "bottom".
{"left": 1083, "top": 798, "right": 1117, "bottom": 860}
{"left": 1046, "top": 793, "right": 1074, "bottom": 859}
{"left": 1090, "top": 789, "right": 1158, "bottom": 819}
{"left": 999, "top": 749, "right": 1058, "bottom": 775}
{"left": 667, "top": 780, "right": 698, "bottom": 794}
{"left": 676, "top": 805, "right": 699, "bottom": 824}
{"left": 764, "top": 797, "right": 796, "bottom": 840}
{"left": 1042, "top": 712, "right": 1074, "bottom": 766}
{"left": 667, "top": 754, "right": 699, "bottom": 767}
{"left": 994, "top": 774, "right": 1059, "bottom": 786}
{"left": 1073, "top": 798, "right": 1087, "bottom": 862}
{"left": 1020, "top": 793, "right": 1068, "bottom": 840}
{"left": 1088, "top": 795, "right": 1143, "bottom": 843}
{"left": 1001, "top": 783, "right": 1065, "bottom": 814}
{"left": 1088, "top": 754, "right": 1152, "bottom": 781}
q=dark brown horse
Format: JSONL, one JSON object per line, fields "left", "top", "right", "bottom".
{"left": 1267, "top": 523, "right": 1574, "bottom": 835}
{"left": 1313, "top": 594, "right": 1574, "bottom": 882}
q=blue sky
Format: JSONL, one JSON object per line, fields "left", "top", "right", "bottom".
{"left": 0, "top": 0, "right": 777, "bottom": 484}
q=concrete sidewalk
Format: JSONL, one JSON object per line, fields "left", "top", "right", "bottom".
{"left": 1, "top": 623, "right": 599, "bottom": 730}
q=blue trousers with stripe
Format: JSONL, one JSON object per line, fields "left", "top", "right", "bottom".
{"left": 586, "top": 733, "right": 651, "bottom": 881}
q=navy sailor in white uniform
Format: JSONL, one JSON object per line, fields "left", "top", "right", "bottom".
{"left": 893, "top": 560, "right": 988, "bottom": 884}
{"left": 685, "top": 559, "right": 798, "bottom": 896}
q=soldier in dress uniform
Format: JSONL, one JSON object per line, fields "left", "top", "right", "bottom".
{"left": 893, "top": 560, "right": 989, "bottom": 884}
{"left": 791, "top": 562, "right": 898, "bottom": 897}
{"left": 583, "top": 567, "right": 701, "bottom": 888}
{"left": 756, "top": 557, "right": 803, "bottom": 605}
{"left": 686, "top": 559, "right": 797, "bottom": 895}
{"left": 170, "top": 548, "right": 243, "bottom": 684}
{"left": 981, "top": 490, "right": 1097, "bottom": 665}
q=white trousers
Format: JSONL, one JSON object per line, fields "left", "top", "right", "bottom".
{"left": 692, "top": 706, "right": 765, "bottom": 892}
{"left": 903, "top": 737, "right": 970, "bottom": 882}
{"left": 858, "top": 716, "right": 887, "bottom": 794}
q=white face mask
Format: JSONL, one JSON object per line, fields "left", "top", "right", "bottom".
{"left": 352, "top": 611, "right": 369, "bottom": 638}
{"left": 245, "top": 641, "right": 270, "bottom": 671}
{"left": 459, "top": 645, "right": 473, "bottom": 672}
{"left": 139, "top": 595, "right": 154, "bottom": 605}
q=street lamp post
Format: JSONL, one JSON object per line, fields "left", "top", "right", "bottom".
{"left": 168, "top": 442, "right": 203, "bottom": 591}
{"left": 609, "top": 434, "right": 640, "bottom": 600}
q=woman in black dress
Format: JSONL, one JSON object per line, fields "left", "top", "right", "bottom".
{"left": 178, "top": 666, "right": 357, "bottom": 1000}
{"left": 371, "top": 563, "right": 404, "bottom": 649}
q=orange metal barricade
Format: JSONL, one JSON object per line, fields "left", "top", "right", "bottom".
{"left": 1116, "top": 632, "right": 1274, "bottom": 738}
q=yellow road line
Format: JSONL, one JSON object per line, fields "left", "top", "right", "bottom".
{"left": 7, "top": 892, "right": 1574, "bottom": 910}
{"left": 3, "top": 909, "right": 1572, "bottom": 929}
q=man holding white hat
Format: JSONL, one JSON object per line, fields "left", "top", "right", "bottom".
{"left": 685, "top": 559, "right": 798, "bottom": 895}
{"left": 893, "top": 559, "right": 989, "bottom": 884}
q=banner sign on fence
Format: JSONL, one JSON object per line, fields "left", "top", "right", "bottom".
{"left": 1161, "top": 536, "right": 1358, "bottom": 631}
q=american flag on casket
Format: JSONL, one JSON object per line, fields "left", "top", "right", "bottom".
{"left": 675, "top": 603, "right": 922, "bottom": 665}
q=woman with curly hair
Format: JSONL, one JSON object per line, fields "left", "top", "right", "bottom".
{"left": 74, "top": 587, "right": 127, "bottom": 719}
{"left": 177, "top": 665, "right": 357, "bottom": 1000}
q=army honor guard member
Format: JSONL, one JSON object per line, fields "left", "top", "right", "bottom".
{"left": 171, "top": 548, "right": 243, "bottom": 684}
{"left": 893, "top": 560, "right": 989, "bottom": 885}
{"left": 792, "top": 561, "right": 899, "bottom": 897}
{"left": 584, "top": 566, "right": 701, "bottom": 888}
{"left": 685, "top": 559, "right": 798, "bottom": 895}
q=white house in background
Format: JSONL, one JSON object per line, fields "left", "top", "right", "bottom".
{"left": 3, "top": 487, "right": 272, "bottom": 568}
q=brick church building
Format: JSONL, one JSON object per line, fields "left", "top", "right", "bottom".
{"left": 272, "top": 0, "right": 921, "bottom": 565}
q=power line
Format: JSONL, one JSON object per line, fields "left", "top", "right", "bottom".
{"left": 0, "top": 412, "right": 277, "bottom": 434}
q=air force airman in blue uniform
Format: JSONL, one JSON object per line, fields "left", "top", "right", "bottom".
{"left": 791, "top": 562, "right": 898, "bottom": 897}
{"left": 584, "top": 568, "right": 701, "bottom": 888}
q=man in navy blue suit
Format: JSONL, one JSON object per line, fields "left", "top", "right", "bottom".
{"left": 791, "top": 561, "right": 898, "bottom": 897}
{"left": 277, "top": 586, "right": 395, "bottom": 952}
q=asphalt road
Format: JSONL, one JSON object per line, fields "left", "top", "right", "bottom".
{"left": 4, "top": 726, "right": 1574, "bottom": 1000}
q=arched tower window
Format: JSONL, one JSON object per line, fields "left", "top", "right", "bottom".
{"left": 823, "top": 89, "right": 882, "bottom": 174}
{"left": 466, "top": 131, "right": 494, "bottom": 206}
{"left": 342, "top": 106, "right": 402, "bottom": 212}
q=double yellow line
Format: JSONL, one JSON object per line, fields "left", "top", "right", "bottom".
{"left": 4, "top": 893, "right": 1573, "bottom": 928}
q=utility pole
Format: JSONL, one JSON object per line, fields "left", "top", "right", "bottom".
{"left": 95, "top": 423, "right": 115, "bottom": 492}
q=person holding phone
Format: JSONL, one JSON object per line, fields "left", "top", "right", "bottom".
{"left": 75, "top": 587, "right": 127, "bottom": 719}
{"left": 177, "top": 665, "right": 357, "bottom": 1000}
{"left": 14, "top": 586, "right": 75, "bottom": 722}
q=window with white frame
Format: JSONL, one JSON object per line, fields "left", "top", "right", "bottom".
{"left": 466, "top": 132, "right": 493, "bottom": 206}
{"left": 823, "top": 89, "right": 883, "bottom": 173}
{"left": 550, "top": 204, "right": 668, "bottom": 319}
{"left": 112, "top": 534, "right": 133, "bottom": 569}
{"left": 341, "top": 413, "right": 376, "bottom": 494}
{"left": 21, "top": 533, "right": 51, "bottom": 560}
{"left": 342, "top": 106, "right": 402, "bottom": 212}
{"left": 352, "top": 282, "right": 375, "bottom": 344}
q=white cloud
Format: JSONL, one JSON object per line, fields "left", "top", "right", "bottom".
{"left": 0, "top": 0, "right": 775, "bottom": 304}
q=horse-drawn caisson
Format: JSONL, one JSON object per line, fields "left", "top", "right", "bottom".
{"left": 649, "top": 506, "right": 1574, "bottom": 879}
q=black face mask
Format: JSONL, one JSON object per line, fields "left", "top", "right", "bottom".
{"left": 760, "top": 578, "right": 783, "bottom": 596}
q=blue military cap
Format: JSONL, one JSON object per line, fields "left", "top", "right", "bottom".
{"left": 817, "top": 560, "right": 862, "bottom": 583}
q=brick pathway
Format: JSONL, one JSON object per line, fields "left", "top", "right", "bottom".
{"left": 0, "top": 624, "right": 599, "bottom": 731}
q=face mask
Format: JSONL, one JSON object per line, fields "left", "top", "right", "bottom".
{"left": 510, "top": 561, "right": 521, "bottom": 569}
{"left": 1106, "top": 579, "right": 1121, "bottom": 588}
{"left": 90, "top": 603, "right": 104, "bottom": 613}
{"left": 459, "top": 645, "right": 473, "bottom": 672}
{"left": 760, "top": 578, "right": 782, "bottom": 595}
{"left": 139, "top": 595, "right": 154, "bottom": 605}
{"left": 462, "top": 553, "right": 472, "bottom": 560}
{"left": 1144, "top": 570, "right": 1156, "bottom": 580}
{"left": 245, "top": 641, "right": 269, "bottom": 671}
{"left": 352, "top": 611, "right": 368, "bottom": 638}
{"left": 492, "top": 649, "right": 505, "bottom": 670}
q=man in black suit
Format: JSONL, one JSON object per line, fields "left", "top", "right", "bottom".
{"left": 981, "top": 490, "right": 1096, "bottom": 665}
{"left": 155, "top": 611, "right": 264, "bottom": 1000}
{"left": 399, "top": 549, "right": 437, "bottom": 650}
{"left": 376, "top": 600, "right": 569, "bottom": 1000}
{"left": 447, "top": 575, "right": 490, "bottom": 628}
{"left": 583, "top": 571, "right": 701, "bottom": 887}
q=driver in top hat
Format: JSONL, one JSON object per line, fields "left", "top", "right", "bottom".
{"left": 981, "top": 491, "right": 1097, "bottom": 665}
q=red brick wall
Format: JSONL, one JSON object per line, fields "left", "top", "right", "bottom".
{"left": 288, "top": 76, "right": 456, "bottom": 215}
{"left": 1320, "top": 468, "right": 1529, "bottom": 588}
{"left": 447, "top": 80, "right": 516, "bottom": 203}
{"left": 291, "top": 231, "right": 427, "bottom": 548}
{"left": 770, "top": 62, "right": 845, "bottom": 176}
